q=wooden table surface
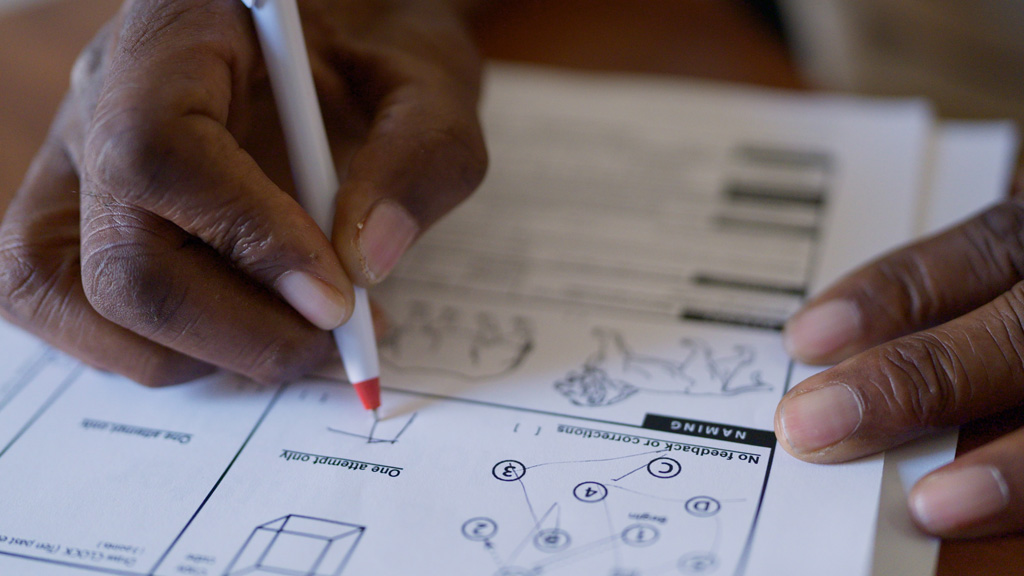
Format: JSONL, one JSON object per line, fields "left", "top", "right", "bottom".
{"left": 1, "top": 0, "right": 1021, "bottom": 573}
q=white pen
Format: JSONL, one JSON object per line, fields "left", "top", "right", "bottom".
{"left": 243, "top": 0, "right": 381, "bottom": 418}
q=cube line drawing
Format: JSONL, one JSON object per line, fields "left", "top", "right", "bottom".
{"left": 224, "top": 514, "right": 365, "bottom": 576}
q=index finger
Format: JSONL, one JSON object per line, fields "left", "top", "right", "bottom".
{"left": 322, "top": 9, "right": 488, "bottom": 286}
{"left": 775, "top": 282, "right": 1024, "bottom": 463}
{"left": 784, "top": 198, "right": 1024, "bottom": 365}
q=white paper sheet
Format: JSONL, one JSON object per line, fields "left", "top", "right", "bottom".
{"left": 0, "top": 64, "right": 940, "bottom": 576}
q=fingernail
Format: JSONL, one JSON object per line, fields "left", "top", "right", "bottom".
{"left": 357, "top": 200, "right": 419, "bottom": 283}
{"left": 276, "top": 271, "right": 348, "bottom": 330}
{"left": 910, "top": 466, "right": 1010, "bottom": 534}
{"left": 784, "top": 299, "right": 861, "bottom": 360}
{"left": 779, "top": 384, "right": 862, "bottom": 453}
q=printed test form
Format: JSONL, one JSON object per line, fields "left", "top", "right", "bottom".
{"left": 0, "top": 64, "right": 972, "bottom": 576}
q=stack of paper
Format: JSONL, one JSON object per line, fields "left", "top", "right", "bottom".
{"left": 0, "top": 64, "right": 1016, "bottom": 576}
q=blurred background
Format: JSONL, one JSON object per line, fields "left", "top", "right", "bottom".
{"left": 3, "top": 0, "right": 1021, "bottom": 126}
{"left": 780, "top": 0, "right": 1024, "bottom": 128}
{"left": 4, "top": 0, "right": 1022, "bottom": 214}
{"left": 0, "top": 0, "right": 41, "bottom": 11}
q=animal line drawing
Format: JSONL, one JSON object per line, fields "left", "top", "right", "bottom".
{"left": 554, "top": 327, "right": 772, "bottom": 407}
{"left": 379, "top": 302, "right": 534, "bottom": 381}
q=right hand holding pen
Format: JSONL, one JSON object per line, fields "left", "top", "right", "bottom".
{"left": 0, "top": 0, "right": 487, "bottom": 386}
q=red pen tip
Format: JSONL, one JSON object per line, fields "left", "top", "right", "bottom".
{"left": 352, "top": 377, "right": 381, "bottom": 411}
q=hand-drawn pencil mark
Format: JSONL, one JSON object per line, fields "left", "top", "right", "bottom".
{"left": 327, "top": 412, "right": 417, "bottom": 445}
{"left": 379, "top": 302, "right": 533, "bottom": 381}
{"left": 555, "top": 328, "right": 771, "bottom": 407}
{"left": 223, "top": 514, "right": 364, "bottom": 576}
{"left": 467, "top": 443, "right": 752, "bottom": 575}
{"left": 554, "top": 367, "right": 639, "bottom": 408}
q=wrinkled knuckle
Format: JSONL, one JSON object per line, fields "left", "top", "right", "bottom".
{"left": 80, "top": 235, "right": 184, "bottom": 337}
{"left": 873, "top": 335, "right": 960, "bottom": 429}
{"left": 1006, "top": 281, "right": 1024, "bottom": 322}
{"left": 204, "top": 205, "right": 282, "bottom": 271}
{"left": 0, "top": 236, "right": 54, "bottom": 322}
{"left": 83, "top": 111, "right": 174, "bottom": 204}
{"left": 120, "top": 0, "right": 198, "bottom": 54}
{"left": 868, "top": 254, "right": 936, "bottom": 327}
{"left": 971, "top": 200, "right": 1024, "bottom": 278}
{"left": 991, "top": 282, "right": 1024, "bottom": 369}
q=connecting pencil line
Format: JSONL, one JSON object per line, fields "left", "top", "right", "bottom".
{"left": 326, "top": 412, "right": 418, "bottom": 444}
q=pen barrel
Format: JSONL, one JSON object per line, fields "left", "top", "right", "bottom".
{"left": 333, "top": 286, "right": 379, "bottom": 385}
{"left": 250, "top": 0, "right": 338, "bottom": 233}
{"left": 249, "top": 0, "right": 381, "bottom": 388}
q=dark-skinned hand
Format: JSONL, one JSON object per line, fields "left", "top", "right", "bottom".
{"left": 777, "top": 180, "right": 1024, "bottom": 538}
{"left": 0, "top": 0, "right": 486, "bottom": 386}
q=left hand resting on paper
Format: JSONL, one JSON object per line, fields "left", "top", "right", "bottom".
{"left": 776, "top": 180, "right": 1024, "bottom": 538}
